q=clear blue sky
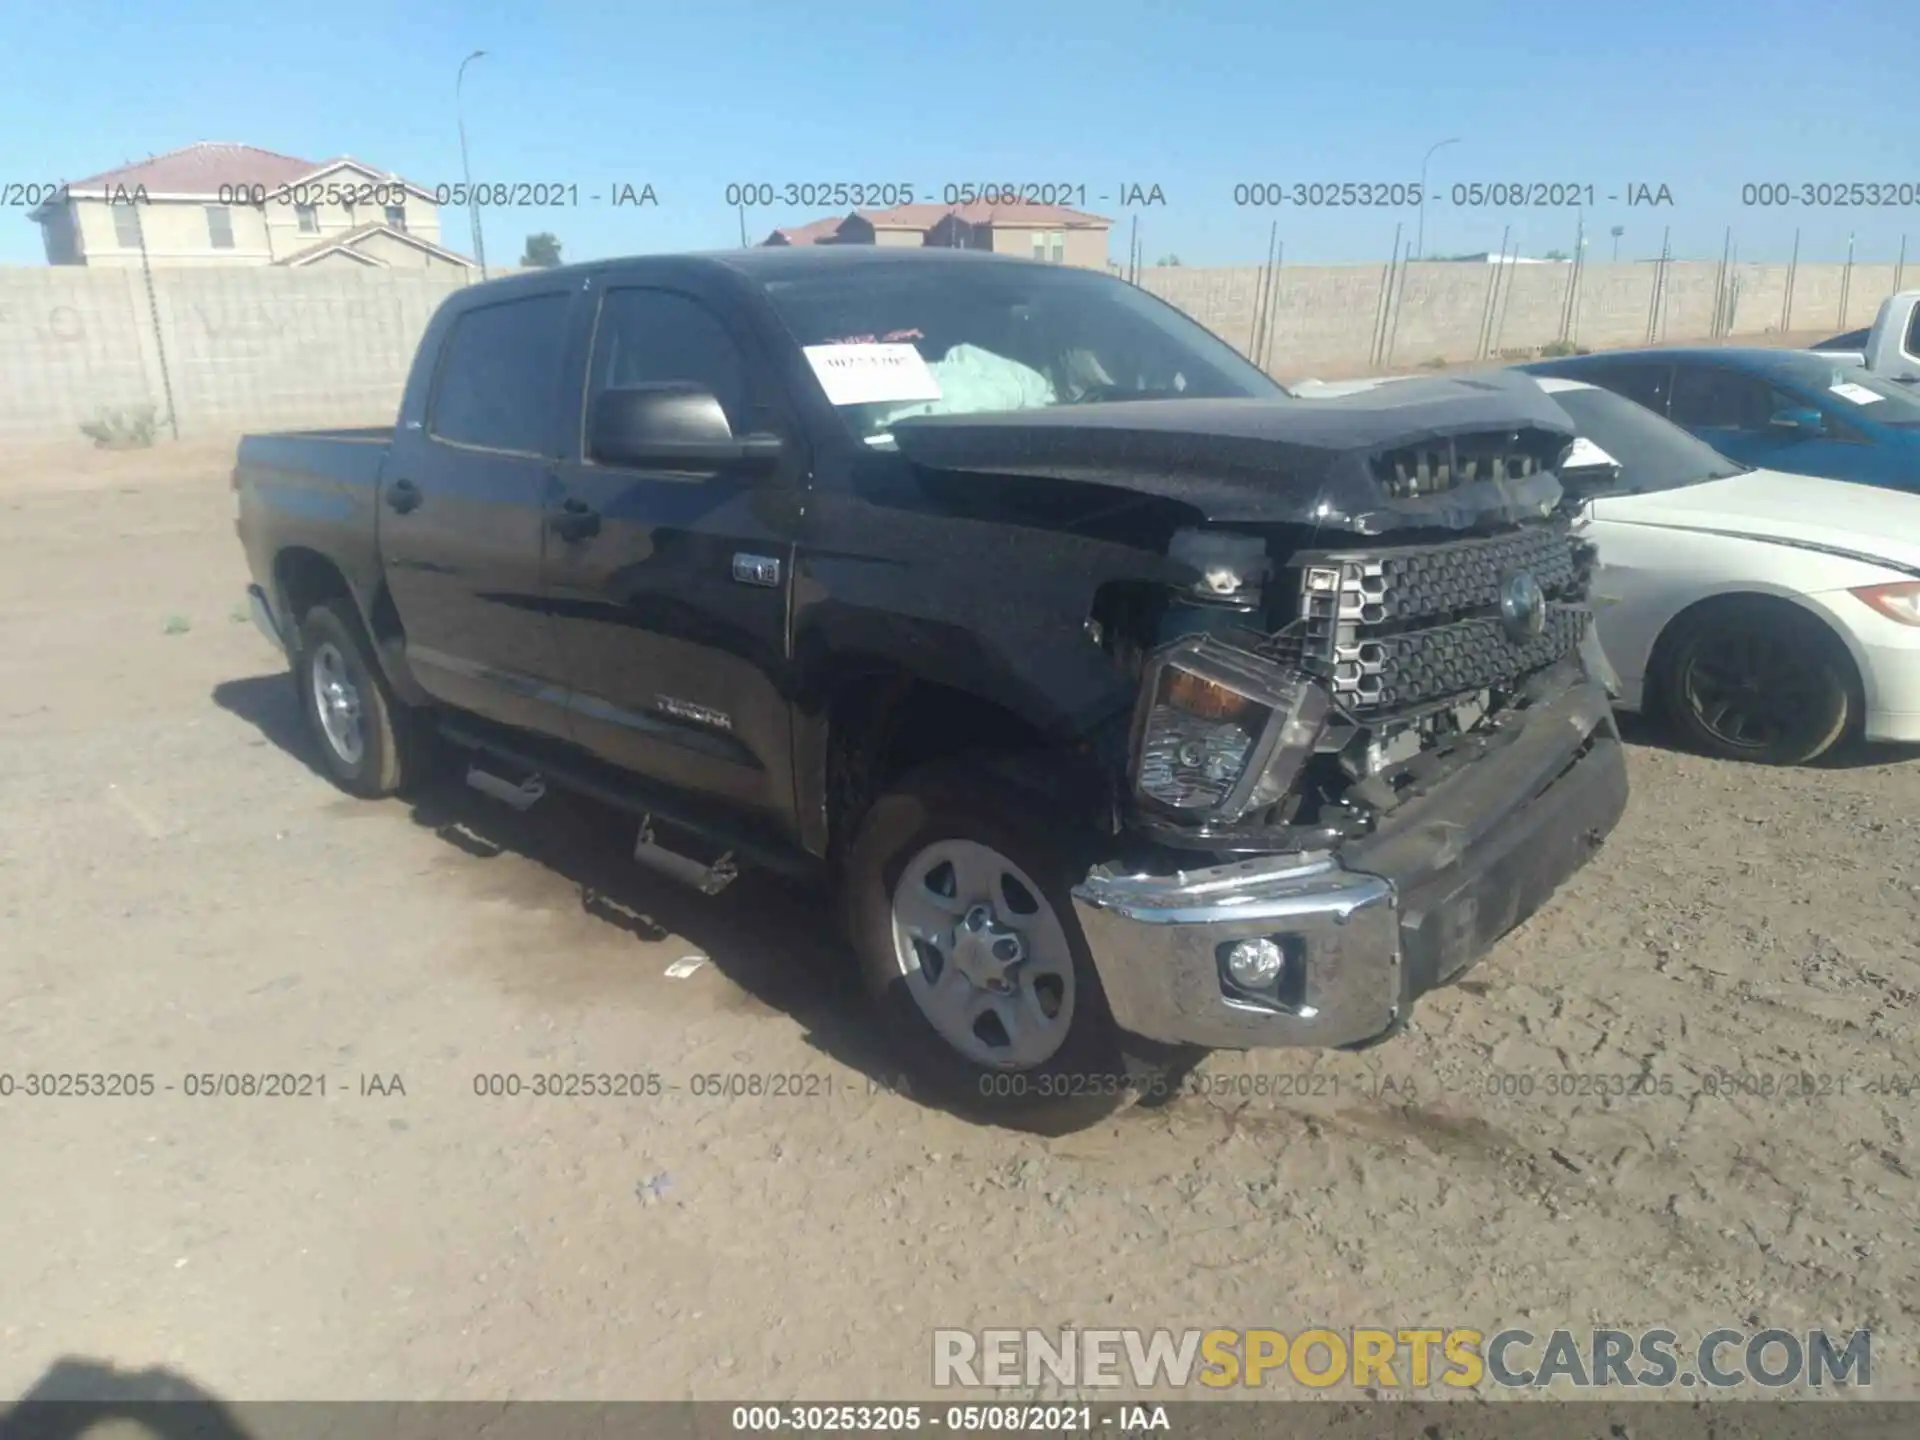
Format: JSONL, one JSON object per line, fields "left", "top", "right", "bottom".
{"left": 2, "top": 0, "right": 1914, "bottom": 270}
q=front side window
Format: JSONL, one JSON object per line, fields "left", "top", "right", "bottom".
{"left": 1775, "top": 357, "right": 1920, "bottom": 430}
{"left": 205, "top": 205, "right": 234, "bottom": 249}
{"left": 428, "top": 293, "right": 572, "bottom": 455}
{"left": 586, "top": 288, "right": 752, "bottom": 441}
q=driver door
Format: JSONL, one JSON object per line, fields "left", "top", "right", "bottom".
{"left": 542, "top": 277, "right": 808, "bottom": 823}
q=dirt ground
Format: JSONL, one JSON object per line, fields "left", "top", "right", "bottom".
{"left": 2, "top": 443, "right": 1918, "bottom": 1407}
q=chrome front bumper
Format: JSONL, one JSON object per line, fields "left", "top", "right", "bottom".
{"left": 1071, "top": 668, "right": 1628, "bottom": 1052}
{"left": 1073, "top": 853, "right": 1402, "bottom": 1049}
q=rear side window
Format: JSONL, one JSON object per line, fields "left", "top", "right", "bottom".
{"left": 1580, "top": 361, "right": 1673, "bottom": 416}
{"left": 1907, "top": 305, "right": 1920, "bottom": 360}
{"left": 430, "top": 293, "right": 572, "bottom": 455}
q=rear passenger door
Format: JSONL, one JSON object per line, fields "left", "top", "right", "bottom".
{"left": 542, "top": 277, "right": 809, "bottom": 825}
{"left": 380, "top": 285, "right": 580, "bottom": 737}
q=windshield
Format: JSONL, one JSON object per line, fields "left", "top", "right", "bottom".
{"left": 1547, "top": 385, "right": 1749, "bottom": 494}
{"left": 757, "top": 262, "right": 1287, "bottom": 443}
{"left": 1770, "top": 355, "right": 1920, "bottom": 427}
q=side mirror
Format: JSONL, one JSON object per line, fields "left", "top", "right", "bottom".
{"left": 588, "top": 382, "right": 784, "bottom": 471}
{"left": 1768, "top": 406, "right": 1825, "bottom": 438}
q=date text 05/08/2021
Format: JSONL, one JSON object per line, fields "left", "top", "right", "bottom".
{"left": 5, "top": 1069, "right": 1915, "bottom": 1104}
{"left": 726, "top": 1404, "right": 1169, "bottom": 1433}
{"left": 721, "top": 182, "right": 1169, "bottom": 210}
{"left": 1229, "top": 181, "right": 1676, "bottom": 208}
{"left": 0, "top": 1071, "right": 891, "bottom": 1101}
{"left": 971, "top": 1067, "right": 1914, "bottom": 1104}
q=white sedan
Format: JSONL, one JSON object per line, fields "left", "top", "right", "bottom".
{"left": 1540, "top": 376, "right": 1920, "bottom": 763}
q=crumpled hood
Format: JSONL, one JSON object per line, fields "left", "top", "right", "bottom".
{"left": 887, "top": 372, "right": 1578, "bottom": 535}
{"left": 1592, "top": 468, "right": 1920, "bottom": 574}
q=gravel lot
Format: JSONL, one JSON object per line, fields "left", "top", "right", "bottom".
{"left": 3, "top": 443, "right": 1918, "bottom": 1405}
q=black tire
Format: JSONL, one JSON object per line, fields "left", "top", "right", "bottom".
{"left": 842, "top": 757, "right": 1187, "bottom": 1129}
{"left": 292, "top": 598, "right": 425, "bottom": 798}
{"left": 1652, "top": 598, "right": 1855, "bottom": 765}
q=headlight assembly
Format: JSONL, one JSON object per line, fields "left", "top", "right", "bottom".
{"left": 1851, "top": 580, "right": 1920, "bottom": 626}
{"left": 1130, "top": 633, "right": 1331, "bottom": 823}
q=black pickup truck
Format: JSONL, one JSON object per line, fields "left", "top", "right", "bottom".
{"left": 235, "top": 246, "right": 1628, "bottom": 1115}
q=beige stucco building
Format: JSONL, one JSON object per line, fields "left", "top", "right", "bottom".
{"left": 31, "top": 142, "right": 477, "bottom": 274}
{"left": 764, "top": 202, "right": 1111, "bottom": 269}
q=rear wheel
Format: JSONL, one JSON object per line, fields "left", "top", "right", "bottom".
{"left": 1653, "top": 599, "right": 1855, "bottom": 765}
{"left": 293, "top": 598, "right": 425, "bottom": 798}
{"left": 843, "top": 757, "right": 1190, "bottom": 1127}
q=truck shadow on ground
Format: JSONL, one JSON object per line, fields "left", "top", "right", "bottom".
{"left": 211, "top": 672, "right": 1152, "bottom": 1136}
{"left": 0, "top": 1359, "right": 253, "bottom": 1440}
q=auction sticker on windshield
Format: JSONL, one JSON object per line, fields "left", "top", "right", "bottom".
{"left": 1830, "top": 381, "right": 1884, "bottom": 405}
{"left": 802, "top": 343, "right": 943, "bottom": 406}
{"left": 1562, "top": 436, "right": 1620, "bottom": 469}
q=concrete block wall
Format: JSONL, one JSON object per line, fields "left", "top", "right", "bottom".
{"left": 0, "top": 269, "right": 157, "bottom": 442}
{"left": 152, "top": 269, "right": 468, "bottom": 434}
{"left": 1135, "top": 260, "right": 1911, "bottom": 375}
{"left": 0, "top": 267, "right": 469, "bottom": 446}
{"left": 0, "top": 258, "right": 1911, "bottom": 446}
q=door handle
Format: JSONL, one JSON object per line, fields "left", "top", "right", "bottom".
{"left": 552, "top": 497, "right": 601, "bottom": 542}
{"left": 386, "top": 478, "right": 422, "bottom": 514}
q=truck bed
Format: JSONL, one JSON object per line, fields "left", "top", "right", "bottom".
{"left": 235, "top": 427, "right": 394, "bottom": 638}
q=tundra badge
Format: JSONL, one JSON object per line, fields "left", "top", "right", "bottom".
{"left": 732, "top": 553, "right": 781, "bottom": 587}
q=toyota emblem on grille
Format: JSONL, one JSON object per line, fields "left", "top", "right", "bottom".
{"left": 1500, "top": 571, "right": 1547, "bottom": 642}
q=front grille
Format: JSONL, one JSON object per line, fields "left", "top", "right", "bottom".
{"left": 1264, "top": 518, "right": 1589, "bottom": 718}
{"left": 1328, "top": 607, "right": 1589, "bottom": 711}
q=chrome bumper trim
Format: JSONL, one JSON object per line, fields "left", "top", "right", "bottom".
{"left": 1071, "top": 852, "right": 1402, "bottom": 1049}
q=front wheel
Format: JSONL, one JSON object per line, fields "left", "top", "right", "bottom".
{"left": 1654, "top": 599, "right": 1855, "bottom": 765}
{"left": 843, "top": 757, "right": 1188, "bottom": 1127}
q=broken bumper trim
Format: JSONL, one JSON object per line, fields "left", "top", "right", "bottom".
{"left": 1071, "top": 674, "right": 1628, "bottom": 1051}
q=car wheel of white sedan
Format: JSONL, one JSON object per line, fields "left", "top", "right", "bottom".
{"left": 1652, "top": 598, "right": 1857, "bottom": 765}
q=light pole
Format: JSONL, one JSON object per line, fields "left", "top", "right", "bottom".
{"left": 457, "top": 49, "right": 489, "bottom": 280}
{"left": 1610, "top": 224, "right": 1624, "bottom": 261}
{"left": 1415, "top": 137, "right": 1460, "bottom": 261}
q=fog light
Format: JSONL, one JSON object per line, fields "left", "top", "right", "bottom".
{"left": 1225, "top": 938, "right": 1286, "bottom": 989}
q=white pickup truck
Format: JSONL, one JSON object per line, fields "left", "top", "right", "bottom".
{"left": 1808, "top": 289, "right": 1920, "bottom": 381}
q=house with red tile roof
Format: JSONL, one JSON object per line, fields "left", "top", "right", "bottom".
{"left": 28, "top": 142, "right": 477, "bottom": 274}
{"left": 760, "top": 201, "right": 1112, "bottom": 269}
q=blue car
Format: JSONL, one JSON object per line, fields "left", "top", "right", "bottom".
{"left": 1520, "top": 347, "right": 1920, "bottom": 492}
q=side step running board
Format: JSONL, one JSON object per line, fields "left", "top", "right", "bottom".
{"left": 465, "top": 764, "right": 547, "bottom": 811}
{"left": 437, "top": 717, "right": 821, "bottom": 885}
{"left": 634, "top": 817, "right": 737, "bottom": 895}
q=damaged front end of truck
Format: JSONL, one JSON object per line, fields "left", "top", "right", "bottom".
{"left": 889, "top": 373, "right": 1630, "bottom": 1050}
